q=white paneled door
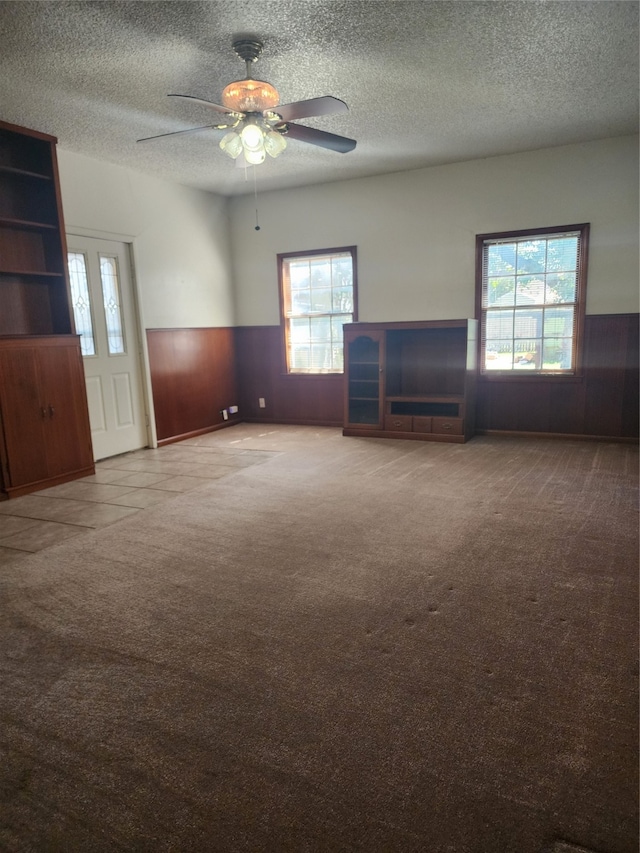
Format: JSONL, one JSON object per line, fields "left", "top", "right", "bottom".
{"left": 67, "top": 235, "right": 148, "bottom": 460}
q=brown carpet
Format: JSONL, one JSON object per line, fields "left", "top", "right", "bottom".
{"left": 1, "top": 426, "right": 638, "bottom": 852}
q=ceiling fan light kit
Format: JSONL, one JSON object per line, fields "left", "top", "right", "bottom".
{"left": 220, "top": 111, "right": 288, "bottom": 163}
{"left": 137, "top": 37, "right": 356, "bottom": 166}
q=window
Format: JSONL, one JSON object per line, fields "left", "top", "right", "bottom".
{"left": 278, "top": 246, "right": 357, "bottom": 374}
{"left": 476, "top": 224, "right": 589, "bottom": 375}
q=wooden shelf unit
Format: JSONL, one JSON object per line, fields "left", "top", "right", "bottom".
{"left": 343, "top": 319, "right": 477, "bottom": 443}
{"left": 0, "top": 120, "right": 94, "bottom": 497}
{"left": 0, "top": 121, "right": 74, "bottom": 336}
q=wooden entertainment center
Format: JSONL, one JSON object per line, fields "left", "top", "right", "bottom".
{"left": 0, "top": 120, "right": 94, "bottom": 497}
{"left": 343, "top": 319, "right": 477, "bottom": 443}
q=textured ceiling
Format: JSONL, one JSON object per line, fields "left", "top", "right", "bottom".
{"left": 0, "top": 1, "right": 637, "bottom": 196}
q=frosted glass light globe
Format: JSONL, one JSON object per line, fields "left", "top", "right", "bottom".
{"left": 244, "top": 148, "right": 266, "bottom": 165}
{"left": 264, "top": 130, "right": 287, "bottom": 158}
{"left": 219, "top": 132, "right": 242, "bottom": 159}
{"left": 241, "top": 123, "right": 264, "bottom": 151}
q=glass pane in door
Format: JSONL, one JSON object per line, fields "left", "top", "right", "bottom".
{"left": 67, "top": 252, "right": 96, "bottom": 356}
{"left": 99, "top": 255, "right": 125, "bottom": 354}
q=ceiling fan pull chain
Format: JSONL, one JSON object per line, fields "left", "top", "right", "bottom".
{"left": 254, "top": 167, "right": 261, "bottom": 231}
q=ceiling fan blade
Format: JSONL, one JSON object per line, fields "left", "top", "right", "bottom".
{"left": 168, "top": 94, "right": 242, "bottom": 116}
{"left": 272, "top": 96, "right": 348, "bottom": 122}
{"left": 136, "top": 124, "right": 225, "bottom": 143}
{"left": 282, "top": 123, "right": 356, "bottom": 153}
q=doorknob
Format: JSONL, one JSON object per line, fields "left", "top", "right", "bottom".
{"left": 49, "top": 405, "right": 55, "bottom": 418}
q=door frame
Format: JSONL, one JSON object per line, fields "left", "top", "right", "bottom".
{"left": 65, "top": 226, "right": 157, "bottom": 450}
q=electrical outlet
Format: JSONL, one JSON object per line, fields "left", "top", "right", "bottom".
{"left": 222, "top": 409, "right": 228, "bottom": 420}
{"left": 258, "top": 397, "right": 266, "bottom": 408}
{"left": 229, "top": 405, "right": 238, "bottom": 414}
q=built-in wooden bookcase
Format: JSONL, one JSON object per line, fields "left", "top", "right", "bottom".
{"left": 344, "top": 320, "right": 477, "bottom": 443}
{"left": 0, "top": 121, "right": 74, "bottom": 336}
{"left": 0, "top": 120, "right": 93, "bottom": 497}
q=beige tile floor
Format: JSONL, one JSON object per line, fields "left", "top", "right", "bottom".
{"left": 0, "top": 434, "right": 277, "bottom": 566}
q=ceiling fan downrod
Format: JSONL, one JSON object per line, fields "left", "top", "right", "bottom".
{"left": 232, "top": 38, "right": 264, "bottom": 78}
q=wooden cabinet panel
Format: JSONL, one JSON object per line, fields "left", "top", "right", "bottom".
{"left": 384, "top": 414, "right": 412, "bottom": 431}
{"left": 432, "top": 417, "right": 464, "bottom": 436}
{"left": 412, "top": 416, "right": 433, "bottom": 433}
{"left": 386, "top": 327, "right": 468, "bottom": 397}
{"left": 37, "top": 344, "right": 94, "bottom": 478}
{"left": 0, "top": 227, "right": 47, "bottom": 270}
{"left": 0, "top": 337, "right": 94, "bottom": 496}
{"left": 0, "top": 347, "right": 48, "bottom": 487}
{"left": 0, "top": 277, "right": 54, "bottom": 335}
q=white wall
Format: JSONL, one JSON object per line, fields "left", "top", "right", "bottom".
{"left": 229, "top": 135, "right": 639, "bottom": 326}
{"left": 57, "top": 150, "right": 234, "bottom": 329}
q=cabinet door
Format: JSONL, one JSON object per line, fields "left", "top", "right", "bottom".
{"left": 344, "top": 331, "right": 384, "bottom": 428}
{"left": 37, "top": 344, "right": 93, "bottom": 477}
{"left": 0, "top": 347, "right": 48, "bottom": 487}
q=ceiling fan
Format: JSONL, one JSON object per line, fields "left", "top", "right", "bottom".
{"left": 137, "top": 37, "right": 357, "bottom": 166}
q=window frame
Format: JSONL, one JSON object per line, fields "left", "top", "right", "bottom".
{"left": 277, "top": 245, "right": 358, "bottom": 375}
{"left": 475, "top": 223, "right": 590, "bottom": 379}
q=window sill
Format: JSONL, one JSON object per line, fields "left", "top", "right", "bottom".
{"left": 478, "top": 373, "right": 584, "bottom": 383}
{"left": 281, "top": 371, "right": 345, "bottom": 378}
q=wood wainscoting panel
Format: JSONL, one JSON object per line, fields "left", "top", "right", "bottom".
{"left": 621, "top": 314, "right": 639, "bottom": 438}
{"left": 476, "top": 379, "right": 587, "bottom": 435}
{"left": 147, "top": 317, "right": 637, "bottom": 443}
{"left": 234, "top": 326, "right": 343, "bottom": 426}
{"left": 583, "top": 313, "right": 638, "bottom": 439}
{"left": 477, "top": 313, "right": 638, "bottom": 439}
{"left": 147, "top": 328, "right": 238, "bottom": 443}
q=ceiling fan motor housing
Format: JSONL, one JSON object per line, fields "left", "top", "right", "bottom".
{"left": 232, "top": 38, "right": 264, "bottom": 64}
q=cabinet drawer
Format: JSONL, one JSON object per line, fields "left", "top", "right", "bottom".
{"left": 384, "top": 414, "right": 412, "bottom": 432}
{"left": 432, "top": 417, "right": 464, "bottom": 435}
{"left": 412, "top": 416, "right": 432, "bottom": 433}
